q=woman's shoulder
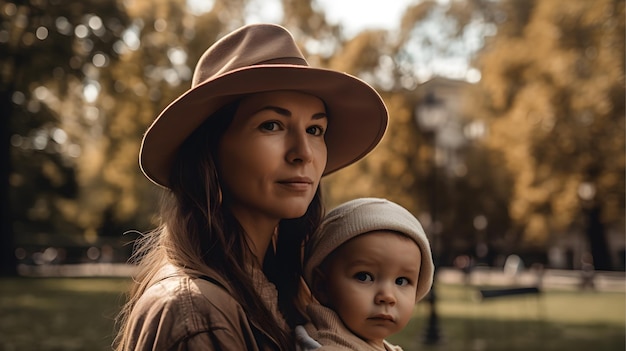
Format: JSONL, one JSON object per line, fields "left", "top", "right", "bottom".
{"left": 125, "top": 267, "right": 250, "bottom": 349}
{"left": 131, "top": 266, "right": 246, "bottom": 336}
{"left": 139, "top": 266, "right": 246, "bottom": 322}
{"left": 133, "top": 270, "right": 203, "bottom": 318}
{"left": 138, "top": 265, "right": 239, "bottom": 312}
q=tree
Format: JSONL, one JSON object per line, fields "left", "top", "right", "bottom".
{"left": 471, "top": 0, "right": 625, "bottom": 269}
{"left": 321, "top": 0, "right": 514, "bottom": 265}
{"left": 0, "top": 0, "right": 130, "bottom": 275}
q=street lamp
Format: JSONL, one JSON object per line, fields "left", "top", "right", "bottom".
{"left": 415, "top": 91, "right": 447, "bottom": 345}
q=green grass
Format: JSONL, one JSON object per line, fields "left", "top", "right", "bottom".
{"left": 0, "top": 277, "right": 624, "bottom": 351}
{"left": 389, "top": 283, "right": 626, "bottom": 351}
{"left": 0, "top": 277, "right": 130, "bottom": 351}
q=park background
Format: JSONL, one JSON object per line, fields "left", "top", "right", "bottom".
{"left": 0, "top": 0, "right": 624, "bottom": 350}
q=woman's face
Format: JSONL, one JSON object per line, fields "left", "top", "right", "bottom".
{"left": 217, "top": 90, "right": 328, "bottom": 224}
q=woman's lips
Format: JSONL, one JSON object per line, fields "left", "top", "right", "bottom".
{"left": 277, "top": 177, "right": 313, "bottom": 191}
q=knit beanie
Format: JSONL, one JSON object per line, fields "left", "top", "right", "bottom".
{"left": 304, "top": 198, "right": 434, "bottom": 302}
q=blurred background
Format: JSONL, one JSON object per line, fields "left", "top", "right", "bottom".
{"left": 0, "top": 0, "right": 624, "bottom": 350}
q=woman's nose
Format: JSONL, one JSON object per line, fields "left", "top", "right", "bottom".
{"left": 286, "top": 131, "right": 313, "bottom": 164}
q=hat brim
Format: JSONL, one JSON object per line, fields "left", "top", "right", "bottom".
{"left": 140, "top": 64, "right": 388, "bottom": 188}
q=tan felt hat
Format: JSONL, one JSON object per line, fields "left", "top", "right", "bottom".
{"left": 304, "top": 198, "right": 434, "bottom": 302}
{"left": 139, "top": 23, "right": 388, "bottom": 188}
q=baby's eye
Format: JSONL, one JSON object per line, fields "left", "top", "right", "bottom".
{"left": 260, "top": 121, "right": 280, "bottom": 131}
{"left": 396, "top": 277, "right": 410, "bottom": 286}
{"left": 306, "top": 125, "right": 325, "bottom": 136}
{"left": 354, "top": 272, "right": 373, "bottom": 282}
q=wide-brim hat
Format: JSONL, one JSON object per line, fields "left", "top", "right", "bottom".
{"left": 304, "top": 198, "right": 434, "bottom": 302}
{"left": 140, "top": 23, "right": 388, "bottom": 188}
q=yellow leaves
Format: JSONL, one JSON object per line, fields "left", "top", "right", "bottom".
{"left": 329, "top": 30, "right": 387, "bottom": 74}
{"left": 102, "top": 140, "right": 140, "bottom": 188}
{"left": 323, "top": 165, "right": 376, "bottom": 207}
{"left": 478, "top": 0, "right": 625, "bottom": 245}
{"left": 398, "top": 1, "right": 436, "bottom": 41}
{"left": 27, "top": 198, "right": 51, "bottom": 221}
{"left": 386, "top": 156, "right": 408, "bottom": 178}
{"left": 123, "top": 0, "right": 186, "bottom": 18}
{"left": 576, "top": 0, "right": 616, "bottom": 26}
{"left": 41, "top": 159, "right": 66, "bottom": 187}
{"left": 523, "top": 214, "right": 549, "bottom": 246}
{"left": 75, "top": 138, "right": 106, "bottom": 184}
{"left": 479, "top": 40, "right": 529, "bottom": 110}
{"left": 551, "top": 178, "right": 581, "bottom": 230}
{"left": 55, "top": 198, "right": 78, "bottom": 221}
{"left": 117, "top": 195, "right": 139, "bottom": 222}
{"left": 322, "top": 92, "right": 427, "bottom": 218}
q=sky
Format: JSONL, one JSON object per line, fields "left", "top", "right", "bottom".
{"left": 314, "top": 0, "right": 416, "bottom": 37}
{"left": 187, "top": 0, "right": 416, "bottom": 37}
{"left": 185, "top": 0, "right": 476, "bottom": 82}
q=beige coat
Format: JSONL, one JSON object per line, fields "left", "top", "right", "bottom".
{"left": 123, "top": 264, "right": 285, "bottom": 350}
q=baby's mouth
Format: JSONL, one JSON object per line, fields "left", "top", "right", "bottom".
{"left": 369, "top": 314, "right": 395, "bottom": 322}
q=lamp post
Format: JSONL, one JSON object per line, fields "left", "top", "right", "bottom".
{"left": 415, "top": 91, "right": 447, "bottom": 345}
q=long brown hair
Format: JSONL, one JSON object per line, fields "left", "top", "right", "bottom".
{"left": 114, "top": 101, "right": 324, "bottom": 350}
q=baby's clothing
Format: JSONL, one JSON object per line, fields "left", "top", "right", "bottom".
{"left": 297, "top": 303, "right": 403, "bottom": 351}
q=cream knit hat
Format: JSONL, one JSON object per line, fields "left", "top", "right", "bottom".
{"left": 304, "top": 198, "right": 434, "bottom": 302}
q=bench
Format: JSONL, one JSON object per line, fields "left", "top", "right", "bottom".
{"left": 478, "top": 286, "right": 541, "bottom": 301}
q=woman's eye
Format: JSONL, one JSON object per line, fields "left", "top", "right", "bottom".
{"left": 355, "top": 272, "right": 373, "bottom": 282}
{"left": 260, "top": 121, "right": 280, "bottom": 131}
{"left": 306, "top": 125, "right": 325, "bottom": 136}
{"left": 396, "top": 277, "right": 410, "bottom": 286}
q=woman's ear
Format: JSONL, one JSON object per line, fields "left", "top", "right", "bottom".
{"left": 311, "top": 267, "right": 329, "bottom": 305}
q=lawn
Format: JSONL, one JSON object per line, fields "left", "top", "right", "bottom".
{"left": 389, "top": 283, "right": 626, "bottom": 351}
{"left": 0, "top": 277, "right": 130, "bottom": 351}
{"left": 0, "top": 277, "right": 624, "bottom": 351}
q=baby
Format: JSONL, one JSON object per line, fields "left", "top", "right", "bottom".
{"left": 297, "top": 198, "right": 434, "bottom": 350}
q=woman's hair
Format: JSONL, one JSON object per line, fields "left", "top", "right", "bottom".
{"left": 114, "top": 101, "right": 324, "bottom": 350}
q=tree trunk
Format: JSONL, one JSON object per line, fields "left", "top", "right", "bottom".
{"left": 0, "top": 89, "right": 17, "bottom": 276}
{"left": 586, "top": 204, "right": 612, "bottom": 271}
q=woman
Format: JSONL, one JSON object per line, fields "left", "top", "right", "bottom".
{"left": 114, "top": 23, "right": 388, "bottom": 350}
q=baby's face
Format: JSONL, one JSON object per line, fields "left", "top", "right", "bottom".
{"left": 322, "top": 231, "right": 422, "bottom": 346}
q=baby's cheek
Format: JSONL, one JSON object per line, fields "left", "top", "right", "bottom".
{"left": 397, "top": 302, "right": 416, "bottom": 328}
